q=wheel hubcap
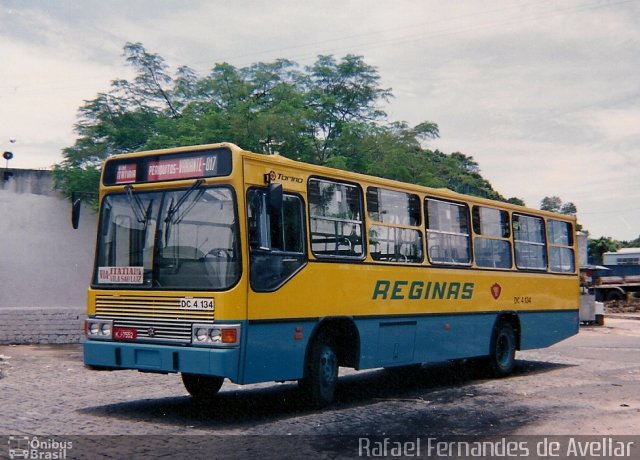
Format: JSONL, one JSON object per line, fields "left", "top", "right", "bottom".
{"left": 320, "top": 348, "right": 337, "bottom": 390}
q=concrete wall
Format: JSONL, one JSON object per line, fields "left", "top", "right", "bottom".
{"left": 0, "top": 169, "right": 97, "bottom": 343}
{"left": 0, "top": 308, "right": 84, "bottom": 344}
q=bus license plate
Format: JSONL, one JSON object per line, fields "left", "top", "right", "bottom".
{"left": 114, "top": 327, "right": 137, "bottom": 341}
{"left": 180, "top": 298, "right": 215, "bottom": 310}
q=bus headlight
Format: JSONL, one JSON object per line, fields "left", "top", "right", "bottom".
{"left": 191, "top": 324, "right": 240, "bottom": 347}
{"left": 209, "top": 328, "right": 222, "bottom": 343}
{"left": 100, "top": 322, "right": 112, "bottom": 337}
{"left": 195, "top": 328, "right": 209, "bottom": 342}
{"left": 85, "top": 319, "right": 113, "bottom": 340}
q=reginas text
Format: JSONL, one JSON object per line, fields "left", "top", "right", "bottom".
{"left": 372, "top": 280, "right": 475, "bottom": 301}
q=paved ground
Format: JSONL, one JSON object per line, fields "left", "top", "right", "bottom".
{"left": 1, "top": 317, "right": 639, "bottom": 458}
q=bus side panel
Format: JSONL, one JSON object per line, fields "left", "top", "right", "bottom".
{"left": 519, "top": 310, "right": 579, "bottom": 349}
{"left": 238, "top": 310, "right": 579, "bottom": 383}
{"left": 414, "top": 313, "right": 496, "bottom": 363}
{"left": 240, "top": 313, "right": 498, "bottom": 381}
{"left": 241, "top": 320, "right": 314, "bottom": 384}
{"left": 355, "top": 313, "right": 495, "bottom": 369}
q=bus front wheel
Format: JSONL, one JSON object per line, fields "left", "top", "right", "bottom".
{"left": 488, "top": 322, "right": 516, "bottom": 377}
{"left": 299, "top": 334, "right": 339, "bottom": 408}
{"left": 181, "top": 373, "right": 224, "bottom": 399}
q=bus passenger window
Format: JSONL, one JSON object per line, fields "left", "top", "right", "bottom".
{"left": 308, "top": 178, "right": 364, "bottom": 259}
{"left": 474, "top": 238, "right": 512, "bottom": 269}
{"left": 548, "top": 219, "right": 575, "bottom": 273}
{"left": 425, "top": 199, "right": 471, "bottom": 265}
{"left": 367, "top": 187, "right": 423, "bottom": 263}
{"left": 513, "top": 214, "right": 547, "bottom": 270}
{"left": 472, "top": 206, "right": 512, "bottom": 269}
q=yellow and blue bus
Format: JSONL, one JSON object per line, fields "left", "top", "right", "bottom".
{"left": 82, "top": 142, "right": 579, "bottom": 406}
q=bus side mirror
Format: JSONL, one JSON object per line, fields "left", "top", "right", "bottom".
{"left": 71, "top": 192, "right": 82, "bottom": 229}
{"left": 267, "top": 183, "right": 283, "bottom": 216}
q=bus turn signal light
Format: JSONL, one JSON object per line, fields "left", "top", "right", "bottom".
{"left": 221, "top": 329, "right": 237, "bottom": 344}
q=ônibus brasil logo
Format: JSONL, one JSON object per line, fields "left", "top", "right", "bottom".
{"left": 8, "top": 436, "right": 73, "bottom": 459}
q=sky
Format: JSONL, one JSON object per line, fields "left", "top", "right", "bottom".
{"left": 1, "top": 0, "right": 639, "bottom": 241}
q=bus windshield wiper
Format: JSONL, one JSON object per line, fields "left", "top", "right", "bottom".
{"left": 165, "top": 179, "right": 205, "bottom": 225}
{"left": 124, "top": 184, "right": 148, "bottom": 225}
{"left": 164, "top": 179, "right": 205, "bottom": 246}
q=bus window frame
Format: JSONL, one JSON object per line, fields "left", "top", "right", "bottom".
{"left": 247, "top": 187, "right": 308, "bottom": 292}
{"left": 93, "top": 185, "right": 242, "bottom": 291}
{"left": 307, "top": 176, "right": 366, "bottom": 261}
{"left": 547, "top": 218, "right": 576, "bottom": 274}
{"left": 512, "top": 212, "right": 548, "bottom": 271}
{"left": 366, "top": 186, "right": 424, "bottom": 264}
{"left": 425, "top": 197, "right": 473, "bottom": 267}
{"left": 472, "top": 205, "right": 513, "bottom": 270}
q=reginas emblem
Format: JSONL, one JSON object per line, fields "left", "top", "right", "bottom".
{"left": 490, "top": 283, "right": 502, "bottom": 300}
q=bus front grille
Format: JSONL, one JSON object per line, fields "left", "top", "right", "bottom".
{"left": 94, "top": 294, "right": 215, "bottom": 343}
{"left": 95, "top": 294, "right": 214, "bottom": 320}
{"left": 100, "top": 316, "right": 196, "bottom": 343}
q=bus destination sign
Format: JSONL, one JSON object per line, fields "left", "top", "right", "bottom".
{"left": 104, "top": 148, "right": 232, "bottom": 185}
{"left": 115, "top": 163, "right": 137, "bottom": 184}
{"left": 147, "top": 155, "right": 218, "bottom": 181}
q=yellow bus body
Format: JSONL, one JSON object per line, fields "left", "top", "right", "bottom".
{"left": 83, "top": 142, "right": 579, "bottom": 400}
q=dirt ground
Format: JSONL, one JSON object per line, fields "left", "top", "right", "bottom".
{"left": 606, "top": 298, "right": 640, "bottom": 313}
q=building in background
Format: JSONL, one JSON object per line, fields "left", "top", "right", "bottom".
{"left": 0, "top": 169, "right": 96, "bottom": 343}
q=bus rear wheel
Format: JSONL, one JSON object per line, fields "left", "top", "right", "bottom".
{"left": 488, "top": 321, "right": 516, "bottom": 377}
{"left": 181, "top": 373, "right": 224, "bottom": 399}
{"left": 299, "top": 335, "right": 339, "bottom": 408}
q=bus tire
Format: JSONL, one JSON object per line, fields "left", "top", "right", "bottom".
{"left": 300, "top": 334, "right": 339, "bottom": 408}
{"left": 181, "top": 373, "right": 224, "bottom": 399}
{"left": 488, "top": 321, "right": 516, "bottom": 377}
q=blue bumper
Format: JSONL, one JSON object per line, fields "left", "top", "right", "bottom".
{"left": 83, "top": 341, "right": 241, "bottom": 381}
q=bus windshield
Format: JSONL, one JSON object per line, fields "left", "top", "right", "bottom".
{"left": 95, "top": 185, "right": 240, "bottom": 290}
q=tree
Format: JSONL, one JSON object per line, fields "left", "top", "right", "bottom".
{"left": 560, "top": 202, "right": 577, "bottom": 215}
{"left": 540, "top": 196, "right": 563, "bottom": 212}
{"left": 588, "top": 237, "right": 620, "bottom": 265}
{"left": 540, "top": 196, "right": 577, "bottom": 216}
{"left": 620, "top": 235, "right": 640, "bottom": 248}
{"left": 506, "top": 197, "right": 526, "bottom": 206}
{"left": 54, "top": 42, "right": 509, "bottom": 207}
{"left": 302, "top": 54, "right": 392, "bottom": 164}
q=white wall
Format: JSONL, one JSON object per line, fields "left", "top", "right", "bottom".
{"left": 0, "top": 170, "right": 97, "bottom": 310}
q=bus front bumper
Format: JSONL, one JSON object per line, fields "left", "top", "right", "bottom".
{"left": 83, "top": 340, "right": 241, "bottom": 381}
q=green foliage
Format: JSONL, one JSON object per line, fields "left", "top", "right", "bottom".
{"left": 588, "top": 236, "right": 620, "bottom": 265}
{"left": 540, "top": 196, "right": 562, "bottom": 212}
{"left": 585, "top": 234, "right": 640, "bottom": 265}
{"left": 620, "top": 236, "right": 640, "bottom": 248}
{"left": 540, "top": 196, "right": 577, "bottom": 216}
{"left": 56, "top": 42, "right": 511, "bottom": 205}
{"left": 51, "top": 163, "right": 101, "bottom": 209}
